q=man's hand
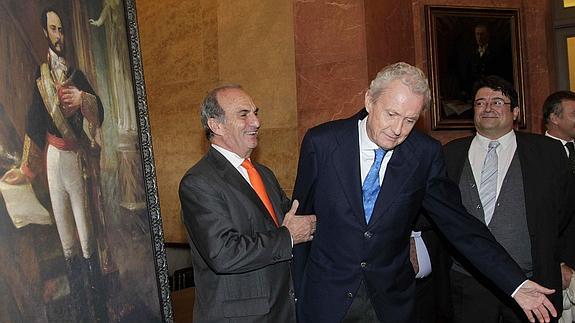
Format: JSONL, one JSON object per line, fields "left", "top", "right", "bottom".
{"left": 59, "top": 85, "right": 83, "bottom": 116}
{"left": 561, "top": 263, "right": 574, "bottom": 289}
{"left": 513, "top": 280, "right": 556, "bottom": 323}
{"left": 282, "top": 200, "right": 316, "bottom": 245}
{"left": 1, "top": 168, "right": 29, "bottom": 185}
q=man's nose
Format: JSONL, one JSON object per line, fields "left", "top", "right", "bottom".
{"left": 250, "top": 114, "right": 260, "bottom": 128}
{"left": 391, "top": 119, "right": 402, "bottom": 135}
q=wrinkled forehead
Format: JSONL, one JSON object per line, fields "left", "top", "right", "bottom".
{"left": 217, "top": 88, "right": 256, "bottom": 112}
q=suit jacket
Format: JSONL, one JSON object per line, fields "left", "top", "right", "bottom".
{"left": 179, "top": 147, "right": 295, "bottom": 323}
{"left": 292, "top": 109, "right": 525, "bottom": 323}
{"left": 443, "top": 132, "right": 575, "bottom": 311}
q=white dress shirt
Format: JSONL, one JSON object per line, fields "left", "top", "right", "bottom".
{"left": 212, "top": 144, "right": 253, "bottom": 186}
{"left": 358, "top": 118, "right": 431, "bottom": 278}
{"left": 468, "top": 130, "right": 517, "bottom": 224}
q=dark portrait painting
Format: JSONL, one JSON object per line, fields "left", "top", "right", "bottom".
{"left": 426, "top": 6, "right": 526, "bottom": 130}
{"left": 0, "top": 0, "right": 172, "bottom": 322}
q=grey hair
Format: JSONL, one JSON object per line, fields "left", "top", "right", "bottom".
{"left": 200, "top": 84, "right": 242, "bottom": 140}
{"left": 367, "top": 62, "right": 431, "bottom": 111}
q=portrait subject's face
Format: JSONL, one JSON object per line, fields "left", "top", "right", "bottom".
{"left": 365, "top": 79, "right": 423, "bottom": 150}
{"left": 211, "top": 88, "right": 260, "bottom": 158}
{"left": 553, "top": 100, "right": 575, "bottom": 140}
{"left": 473, "top": 87, "right": 519, "bottom": 139}
{"left": 475, "top": 25, "right": 489, "bottom": 46}
{"left": 44, "top": 11, "right": 65, "bottom": 56}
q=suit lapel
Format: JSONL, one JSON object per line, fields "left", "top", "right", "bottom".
{"left": 368, "top": 135, "right": 419, "bottom": 226}
{"left": 208, "top": 148, "right": 277, "bottom": 227}
{"left": 256, "top": 163, "right": 286, "bottom": 224}
{"left": 514, "top": 133, "right": 536, "bottom": 235}
{"left": 332, "top": 113, "right": 365, "bottom": 224}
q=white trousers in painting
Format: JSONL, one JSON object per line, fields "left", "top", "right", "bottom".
{"left": 46, "top": 145, "right": 94, "bottom": 259}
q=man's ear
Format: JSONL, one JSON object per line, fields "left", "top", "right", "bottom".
{"left": 549, "top": 112, "right": 561, "bottom": 126}
{"left": 512, "top": 106, "right": 520, "bottom": 121}
{"left": 43, "top": 29, "right": 48, "bottom": 38}
{"left": 207, "top": 118, "right": 223, "bottom": 136}
{"left": 365, "top": 92, "right": 372, "bottom": 114}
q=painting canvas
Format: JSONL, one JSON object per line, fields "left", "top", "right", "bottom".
{"left": 0, "top": 0, "right": 172, "bottom": 321}
{"left": 425, "top": 6, "right": 526, "bottom": 130}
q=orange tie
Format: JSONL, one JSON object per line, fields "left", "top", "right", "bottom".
{"left": 241, "top": 159, "right": 279, "bottom": 227}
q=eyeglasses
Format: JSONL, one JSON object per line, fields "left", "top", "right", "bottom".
{"left": 474, "top": 99, "right": 511, "bottom": 109}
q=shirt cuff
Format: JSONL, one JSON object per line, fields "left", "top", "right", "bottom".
{"left": 411, "top": 231, "right": 432, "bottom": 278}
{"left": 511, "top": 280, "right": 528, "bottom": 298}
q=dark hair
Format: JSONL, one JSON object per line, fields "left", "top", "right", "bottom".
{"left": 542, "top": 90, "right": 575, "bottom": 124}
{"left": 200, "top": 84, "right": 243, "bottom": 140}
{"left": 40, "top": 7, "right": 62, "bottom": 31}
{"left": 472, "top": 75, "right": 518, "bottom": 110}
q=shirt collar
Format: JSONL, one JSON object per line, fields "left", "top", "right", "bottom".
{"left": 212, "top": 144, "right": 247, "bottom": 169}
{"left": 48, "top": 48, "right": 67, "bottom": 69}
{"left": 475, "top": 130, "right": 515, "bottom": 151}
{"left": 545, "top": 131, "right": 574, "bottom": 146}
{"left": 359, "top": 115, "right": 387, "bottom": 152}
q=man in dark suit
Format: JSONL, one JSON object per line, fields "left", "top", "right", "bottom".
{"left": 179, "top": 84, "right": 316, "bottom": 323}
{"left": 543, "top": 91, "right": 575, "bottom": 305}
{"left": 292, "top": 62, "right": 558, "bottom": 323}
{"left": 543, "top": 91, "right": 575, "bottom": 176}
{"left": 443, "top": 76, "right": 575, "bottom": 322}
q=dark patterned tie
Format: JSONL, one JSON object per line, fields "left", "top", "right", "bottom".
{"left": 566, "top": 142, "right": 575, "bottom": 175}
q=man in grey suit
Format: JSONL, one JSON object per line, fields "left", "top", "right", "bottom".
{"left": 179, "top": 84, "right": 316, "bottom": 322}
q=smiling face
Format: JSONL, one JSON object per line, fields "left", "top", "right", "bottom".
{"left": 209, "top": 88, "right": 260, "bottom": 158}
{"left": 473, "top": 87, "right": 519, "bottom": 139}
{"left": 44, "top": 11, "right": 65, "bottom": 56}
{"left": 365, "top": 79, "right": 423, "bottom": 150}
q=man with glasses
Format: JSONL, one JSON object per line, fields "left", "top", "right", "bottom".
{"left": 443, "top": 75, "right": 575, "bottom": 322}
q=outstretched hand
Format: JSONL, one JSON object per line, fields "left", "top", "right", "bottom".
{"left": 513, "top": 280, "right": 556, "bottom": 322}
{"left": 282, "top": 200, "right": 316, "bottom": 245}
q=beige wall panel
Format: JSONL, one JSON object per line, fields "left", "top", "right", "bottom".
{"left": 138, "top": 0, "right": 297, "bottom": 242}
{"left": 217, "top": 0, "right": 298, "bottom": 189}
{"left": 138, "top": 0, "right": 219, "bottom": 242}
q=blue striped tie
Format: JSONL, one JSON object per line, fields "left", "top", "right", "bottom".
{"left": 362, "top": 148, "right": 386, "bottom": 223}
{"left": 479, "top": 141, "right": 500, "bottom": 225}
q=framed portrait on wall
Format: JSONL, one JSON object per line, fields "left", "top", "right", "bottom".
{"left": 0, "top": 0, "right": 172, "bottom": 321}
{"left": 425, "top": 6, "right": 526, "bottom": 130}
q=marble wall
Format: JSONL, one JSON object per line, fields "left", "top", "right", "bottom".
{"left": 138, "top": 0, "right": 554, "bottom": 242}
{"left": 137, "top": 0, "right": 298, "bottom": 242}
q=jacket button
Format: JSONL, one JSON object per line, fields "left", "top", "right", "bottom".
{"left": 360, "top": 261, "right": 367, "bottom": 268}
{"left": 346, "top": 292, "right": 353, "bottom": 298}
{"left": 364, "top": 231, "right": 373, "bottom": 239}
